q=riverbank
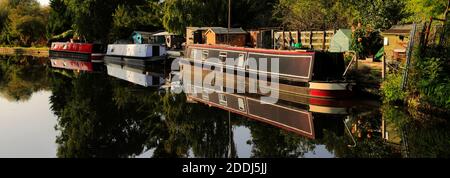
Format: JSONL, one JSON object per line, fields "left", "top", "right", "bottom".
{"left": 0, "top": 47, "right": 49, "bottom": 57}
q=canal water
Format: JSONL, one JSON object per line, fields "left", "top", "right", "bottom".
{"left": 0, "top": 55, "right": 449, "bottom": 158}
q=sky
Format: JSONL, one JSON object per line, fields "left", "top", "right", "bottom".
{"left": 37, "top": 0, "right": 49, "bottom": 6}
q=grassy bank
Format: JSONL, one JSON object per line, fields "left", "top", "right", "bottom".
{"left": 0, "top": 47, "right": 49, "bottom": 57}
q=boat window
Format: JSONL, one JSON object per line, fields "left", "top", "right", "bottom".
{"left": 238, "top": 98, "right": 245, "bottom": 111}
{"left": 202, "top": 50, "right": 209, "bottom": 61}
{"left": 237, "top": 54, "right": 246, "bottom": 68}
{"left": 219, "top": 52, "right": 227, "bottom": 63}
{"left": 219, "top": 94, "right": 228, "bottom": 106}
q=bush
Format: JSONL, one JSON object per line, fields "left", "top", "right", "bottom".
{"left": 406, "top": 45, "right": 450, "bottom": 109}
{"left": 381, "top": 73, "right": 407, "bottom": 103}
{"left": 413, "top": 56, "right": 450, "bottom": 109}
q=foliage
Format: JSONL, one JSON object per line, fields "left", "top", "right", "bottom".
{"left": 273, "top": 0, "right": 354, "bottom": 30}
{"left": 0, "top": 0, "right": 49, "bottom": 46}
{"left": 405, "top": 0, "right": 448, "bottom": 22}
{"left": 162, "top": 0, "right": 278, "bottom": 34}
{"left": 350, "top": 0, "right": 409, "bottom": 30}
{"left": 47, "top": 0, "right": 73, "bottom": 38}
{"left": 410, "top": 46, "right": 450, "bottom": 109}
{"left": 110, "top": 1, "right": 162, "bottom": 41}
{"left": 381, "top": 73, "right": 407, "bottom": 103}
{"left": 350, "top": 25, "right": 383, "bottom": 58}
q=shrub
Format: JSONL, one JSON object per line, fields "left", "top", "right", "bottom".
{"left": 381, "top": 73, "right": 407, "bottom": 103}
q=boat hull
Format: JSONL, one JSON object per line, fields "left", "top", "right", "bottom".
{"left": 49, "top": 42, "right": 105, "bottom": 62}
{"left": 106, "top": 44, "right": 167, "bottom": 58}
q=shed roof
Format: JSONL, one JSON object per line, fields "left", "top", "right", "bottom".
{"left": 207, "top": 27, "right": 247, "bottom": 35}
{"left": 338, "top": 29, "right": 352, "bottom": 39}
{"left": 382, "top": 24, "right": 413, "bottom": 35}
{"left": 187, "top": 27, "right": 216, "bottom": 31}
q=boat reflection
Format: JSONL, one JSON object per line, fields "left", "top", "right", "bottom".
{"left": 185, "top": 84, "right": 350, "bottom": 140}
{"left": 105, "top": 60, "right": 167, "bottom": 87}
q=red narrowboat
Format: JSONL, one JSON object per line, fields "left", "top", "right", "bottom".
{"left": 49, "top": 42, "right": 106, "bottom": 72}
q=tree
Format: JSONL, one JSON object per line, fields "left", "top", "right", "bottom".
{"left": 405, "top": 0, "right": 448, "bottom": 22}
{"left": 0, "top": 0, "right": 49, "bottom": 46}
{"left": 273, "top": 0, "right": 354, "bottom": 30}
{"left": 162, "top": 0, "right": 278, "bottom": 34}
{"left": 61, "top": 0, "right": 162, "bottom": 43}
{"left": 110, "top": 0, "right": 162, "bottom": 41}
{"left": 47, "top": 0, "right": 73, "bottom": 37}
{"left": 350, "top": 0, "right": 409, "bottom": 30}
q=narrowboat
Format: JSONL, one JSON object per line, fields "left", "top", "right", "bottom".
{"left": 105, "top": 61, "right": 166, "bottom": 87}
{"left": 49, "top": 42, "right": 105, "bottom": 72}
{"left": 185, "top": 83, "right": 348, "bottom": 139}
{"left": 105, "top": 44, "right": 167, "bottom": 66}
{"left": 182, "top": 44, "right": 354, "bottom": 99}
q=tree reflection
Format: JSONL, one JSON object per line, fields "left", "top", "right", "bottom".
{"left": 382, "top": 105, "right": 450, "bottom": 158}
{"left": 0, "top": 55, "right": 50, "bottom": 101}
{"left": 50, "top": 70, "right": 235, "bottom": 158}
{"left": 51, "top": 72, "right": 160, "bottom": 158}
{"left": 244, "top": 118, "right": 316, "bottom": 158}
{"left": 321, "top": 107, "right": 401, "bottom": 158}
{"left": 46, "top": 66, "right": 450, "bottom": 158}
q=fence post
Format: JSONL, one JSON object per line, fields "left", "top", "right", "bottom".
{"left": 402, "top": 23, "right": 417, "bottom": 90}
{"left": 382, "top": 55, "right": 386, "bottom": 80}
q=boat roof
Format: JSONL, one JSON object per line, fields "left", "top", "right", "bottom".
{"left": 188, "top": 44, "right": 316, "bottom": 55}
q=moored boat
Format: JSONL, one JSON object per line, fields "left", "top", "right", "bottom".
{"left": 182, "top": 44, "right": 354, "bottom": 99}
{"left": 105, "top": 44, "right": 167, "bottom": 66}
{"left": 49, "top": 42, "right": 106, "bottom": 72}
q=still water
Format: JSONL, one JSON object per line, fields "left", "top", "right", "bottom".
{"left": 0, "top": 55, "right": 449, "bottom": 158}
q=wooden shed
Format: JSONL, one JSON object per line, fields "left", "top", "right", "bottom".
{"left": 186, "top": 27, "right": 210, "bottom": 45}
{"left": 205, "top": 27, "right": 247, "bottom": 47}
{"left": 381, "top": 24, "right": 413, "bottom": 61}
{"left": 329, "top": 29, "right": 352, "bottom": 52}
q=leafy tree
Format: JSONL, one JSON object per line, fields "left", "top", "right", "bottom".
{"left": 110, "top": 0, "right": 162, "bottom": 41}
{"left": 350, "top": 0, "right": 409, "bottom": 30}
{"left": 405, "top": 0, "right": 448, "bottom": 22}
{"left": 162, "top": 0, "right": 278, "bottom": 34}
{"left": 273, "top": 0, "right": 354, "bottom": 30}
{"left": 0, "top": 0, "right": 48, "bottom": 46}
{"left": 47, "top": 0, "right": 73, "bottom": 38}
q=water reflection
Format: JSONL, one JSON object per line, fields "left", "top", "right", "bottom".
{"left": 0, "top": 55, "right": 50, "bottom": 101}
{"left": 0, "top": 56, "right": 449, "bottom": 158}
